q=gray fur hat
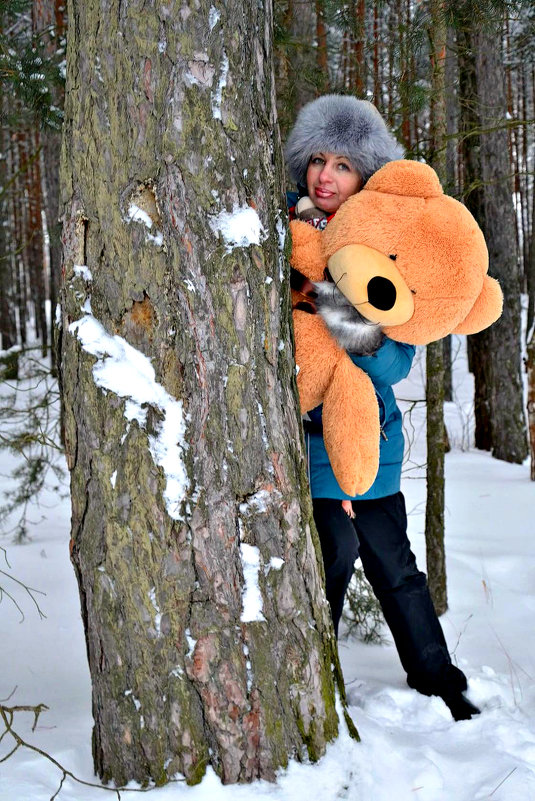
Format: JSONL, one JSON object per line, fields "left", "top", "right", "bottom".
{"left": 285, "top": 94, "right": 404, "bottom": 187}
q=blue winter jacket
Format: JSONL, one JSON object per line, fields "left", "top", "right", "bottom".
{"left": 305, "top": 338, "right": 415, "bottom": 500}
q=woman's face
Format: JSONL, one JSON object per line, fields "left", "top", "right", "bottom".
{"left": 306, "top": 152, "right": 363, "bottom": 214}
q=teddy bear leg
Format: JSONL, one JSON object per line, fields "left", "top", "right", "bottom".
{"left": 293, "top": 311, "right": 344, "bottom": 413}
{"left": 322, "top": 358, "right": 380, "bottom": 497}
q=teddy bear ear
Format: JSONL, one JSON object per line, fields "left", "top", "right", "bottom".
{"left": 365, "top": 159, "right": 443, "bottom": 199}
{"left": 289, "top": 220, "right": 326, "bottom": 281}
{"left": 452, "top": 276, "right": 503, "bottom": 335}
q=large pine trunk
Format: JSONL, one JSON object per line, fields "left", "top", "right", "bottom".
{"left": 60, "top": 0, "right": 349, "bottom": 787}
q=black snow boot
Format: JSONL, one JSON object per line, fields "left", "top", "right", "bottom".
{"left": 407, "top": 664, "right": 481, "bottom": 721}
{"left": 440, "top": 691, "right": 481, "bottom": 722}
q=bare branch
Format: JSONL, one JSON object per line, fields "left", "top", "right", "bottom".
{"left": 0, "top": 686, "right": 17, "bottom": 703}
{"left": 0, "top": 704, "right": 186, "bottom": 799}
{"left": 489, "top": 768, "right": 517, "bottom": 797}
{"left": 0, "top": 567, "right": 47, "bottom": 621}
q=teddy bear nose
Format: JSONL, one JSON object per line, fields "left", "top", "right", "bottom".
{"left": 367, "top": 276, "right": 397, "bottom": 311}
{"left": 326, "top": 244, "right": 414, "bottom": 325}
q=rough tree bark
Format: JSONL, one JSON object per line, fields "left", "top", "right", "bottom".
{"left": 60, "top": 0, "right": 354, "bottom": 788}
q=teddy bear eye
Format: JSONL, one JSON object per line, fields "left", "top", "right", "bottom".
{"left": 389, "top": 254, "right": 397, "bottom": 261}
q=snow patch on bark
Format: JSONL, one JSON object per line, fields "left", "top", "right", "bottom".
{"left": 212, "top": 53, "right": 229, "bottom": 120}
{"left": 239, "top": 543, "right": 266, "bottom": 623}
{"left": 243, "top": 642, "right": 253, "bottom": 691}
{"left": 208, "top": 6, "right": 220, "bottom": 30}
{"left": 276, "top": 212, "right": 287, "bottom": 282}
{"left": 69, "top": 314, "right": 189, "bottom": 520}
{"left": 185, "top": 629, "right": 196, "bottom": 658}
{"left": 148, "top": 587, "right": 162, "bottom": 637}
{"left": 267, "top": 556, "right": 284, "bottom": 572}
{"left": 73, "top": 264, "right": 93, "bottom": 282}
{"left": 127, "top": 203, "right": 164, "bottom": 247}
{"left": 209, "top": 204, "right": 266, "bottom": 251}
{"left": 238, "top": 489, "right": 272, "bottom": 516}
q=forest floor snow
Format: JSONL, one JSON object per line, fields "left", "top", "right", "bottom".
{"left": 1, "top": 342, "right": 535, "bottom": 801}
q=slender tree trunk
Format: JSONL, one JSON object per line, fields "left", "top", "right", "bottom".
{"left": 316, "top": 0, "right": 329, "bottom": 77}
{"left": 528, "top": 325, "right": 535, "bottom": 481}
{"left": 60, "top": 0, "right": 354, "bottom": 787}
{"left": 33, "top": 0, "right": 66, "bottom": 369}
{"left": 528, "top": 194, "right": 535, "bottom": 479}
{"left": 529, "top": 65, "right": 535, "bottom": 335}
{"left": 372, "top": 0, "right": 380, "bottom": 107}
{"left": 11, "top": 126, "right": 27, "bottom": 345}
{"left": 274, "top": 0, "right": 319, "bottom": 142}
{"left": 528, "top": 136, "right": 535, "bottom": 341}
{"left": 387, "top": 3, "right": 395, "bottom": 126}
{"left": 0, "top": 94, "right": 18, "bottom": 361}
{"left": 352, "top": 0, "right": 366, "bottom": 97}
{"left": 398, "top": 0, "right": 411, "bottom": 150}
{"left": 425, "top": 0, "right": 448, "bottom": 616}
{"left": 26, "top": 126, "right": 47, "bottom": 356}
{"left": 457, "top": 24, "right": 492, "bottom": 450}
{"left": 441, "top": 26, "right": 458, "bottom": 404}
{"left": 527, "top": 70, "right": 535, "bottom": 479}
{"left": 472, "top": 23, "right": 527, "bottom": 464}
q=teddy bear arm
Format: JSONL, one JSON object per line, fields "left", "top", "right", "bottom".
{"left": 322, "top": 357, "right": 381, "bottom": 497}
{"left": 289, "top": 220, "right": 326, "bottom": 282}
{"left": 452, "top": 275, "right": 503, "bottom": 335}
{"left": 293, "top": 311, "right": 342, "bottom": 412}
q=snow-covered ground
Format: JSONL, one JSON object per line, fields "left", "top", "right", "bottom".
{"left": 1, "top": 340, "right": 534, "bottom": 801}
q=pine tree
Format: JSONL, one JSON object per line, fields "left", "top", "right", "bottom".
{"left": 60, "top": 0, "right": 355, "bottom": 786}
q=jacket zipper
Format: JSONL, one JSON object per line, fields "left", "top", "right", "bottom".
{"left": 376, "top": 390, "right": 389, "bottom": 441}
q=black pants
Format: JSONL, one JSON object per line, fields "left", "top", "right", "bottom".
{"left": 312, "top": 493, "right": 465, "bottom": 695}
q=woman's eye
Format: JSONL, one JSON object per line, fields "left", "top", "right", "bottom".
{"left": 337, "top": 163, "right": 350, "bottom": 171}
{"left": 311, "top": 157, "right": 324, "bottom": 165}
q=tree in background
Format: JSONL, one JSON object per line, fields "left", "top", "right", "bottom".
{"left": 0, "top": 0, "right": 64, "bottom": 366}
{"left": 424, "top": 0, "right": 448, "bottom": 616}
{"left": 274, "top": 0, "right": 328, "bottom": 141}
{"left": 455, "top": 1, "right": 528, "bottom": 464}
{"left": 0, "top": 0, "right": 66, "bottom": 541}
{"left": 32, "top": 0, "right": 65, "bottom": 363}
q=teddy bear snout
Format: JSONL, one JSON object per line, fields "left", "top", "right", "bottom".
{"left": 327, "top": 243, "right": 414, "bottom": 326}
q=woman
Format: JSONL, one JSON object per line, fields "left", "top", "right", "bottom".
{"left": 285, "top": 95, "right": 480, "bottom": 722}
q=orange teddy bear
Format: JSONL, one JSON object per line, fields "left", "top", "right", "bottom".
{"left": 291, "top": 159, "right": 503, "bottom": 497}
